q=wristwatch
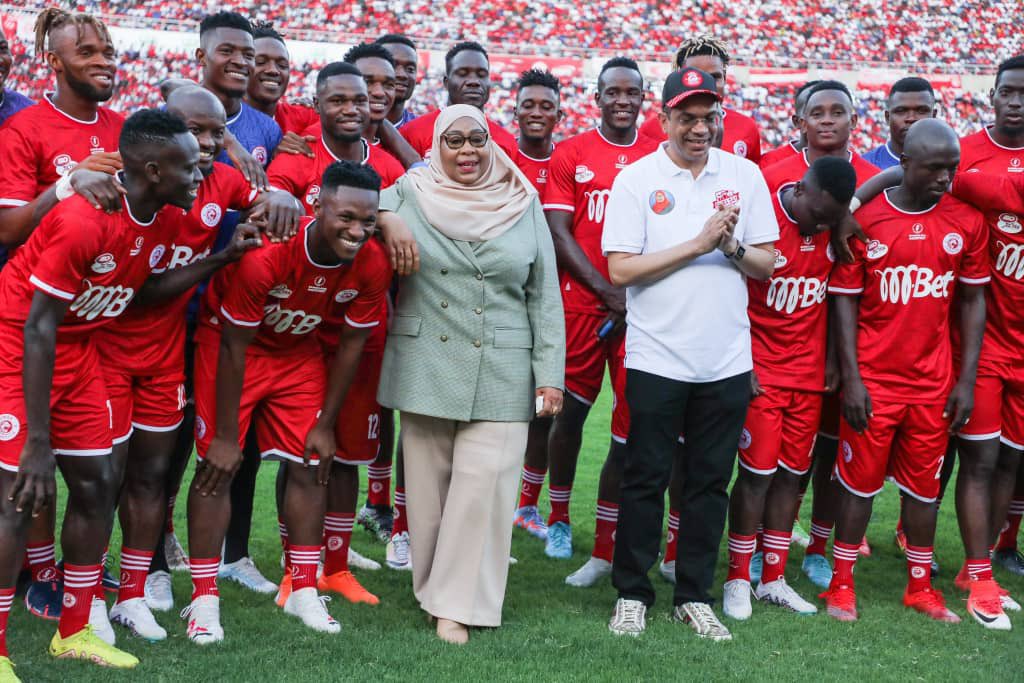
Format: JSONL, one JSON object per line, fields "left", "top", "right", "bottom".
{"left": 728, "top": 243, "right": 746, "bottom": 262}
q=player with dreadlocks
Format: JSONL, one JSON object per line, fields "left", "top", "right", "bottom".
{"left": 640, "top": 35, "right": 762, "bottom": 164}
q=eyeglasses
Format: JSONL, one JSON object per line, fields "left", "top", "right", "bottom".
{"left": 441, "top": 132, "right": 489, "bottom": 149}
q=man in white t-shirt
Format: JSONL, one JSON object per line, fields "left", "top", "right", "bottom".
{"left": 601, "top": 68, "right": 778, "bottom": 641}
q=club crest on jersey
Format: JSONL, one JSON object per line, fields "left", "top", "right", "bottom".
{"left": 335, "top": 289, "right": 358, "bottom": 303}
{"left": 308, "top": 275, "right": 328, "bottom": 293}
{"left": 201, "top": 203, "right": 223, "bottom": 228}
{"left": 800, "top": 235, "right": 815, "bottom": 252}
{"left": 149, "top": 244, "right": 166, "bottom": 268}
{"left": 908, "top": 222, "right": 927, "bottom": 241}
{"left": 649, "top": 189, "right": 675, "bottom": 215}
{"left": 1010, "top": 158, "right": 1022, "bottom": 173}
{"left": 268, "top": 284, "right": 293, "bottom": 299}
{"left": 733, "top": 140, "right": 748, "bottom": 158}
{"left": 773, "top": 249, "right": 788, "bottom": 268}
{"left": 130, "top": 235, "right": 145, "bottom": 256}
{"left": 943, "top": 232, "right": 964, "bottom": 255}
{"left": 998, "top": 213, "right": 1021, "bottom": 234}
{"left": 252, "top": 146, "right": 268, "bottom": 165}
{"left": 866, "top": 240, "right": 888, "bottom": 260}
{"left": 0, "top": 414, "right": 19, "bottom": 442}
{"left": 713, "top": 189, "right": 740, "bottom": 210}
{"left": 91, "top": 253, "right": 116, "bottom": 273}
{"left": 738, "top": 428, "right": 752, "bottom": 450}
{"left": 52, "top": 153, "right": 76, "bottom": 177}
{"left": 615, "top": 153, "right": 629, "bottom": 169}
{"left": 575, "top": 165, "right": 595, "bottom": 183}
{"left": 306, "top": 185, "right": 321, "bottom": 206}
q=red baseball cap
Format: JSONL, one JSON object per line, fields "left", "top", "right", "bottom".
{"left": 662, "top": 68, "right": 721, "bottom": 108}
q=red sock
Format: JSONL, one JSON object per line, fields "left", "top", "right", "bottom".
{"left": 323, "top": 512, "right": 353, "bottom": 576}
{"left": 807, "top": 518, "right": 833, "bottom": 557}
{"left": 58, "top": 564, "right": 101, "bottom": 638}
{"left": 905, "top": 544, "right": 933, "bottom": 593}
{"left": 726, "top": 532, "right": 757, "bottom": 582}
{"left": 392, "top": 488, "right": 408, "bottom": 536}
{"left": 830, "top": 539, "right": 859, "bottom": 589}
{"left": 760, "top": 528, "right": 792, "bottom": 584}
{"left": 93, "top": 548, "right": 108, "bottom": 600}
{"left": 165, "top": 495, "right": 177, "bottom": 534}
{"left": 547, "top": 485, "right": 571, "bottom": 526}
{"left": 26, "top": 539, "right": 57, "bottom": 582}
{"left": 592, "top": 500, "right": 618, "bottom": 562}
{"left": 278, "top": 517, "right": 290, "bottom": 569}
{"left": 116, "top": 547, "right": 153, "bottom": 603}
{"left": 190, "top": 557, "right": 220, "bottom": 600}
{"left": 367, "top": 464, "right": 392, "bottom": 508}
{"left": 664, "top": 509, "right": 680, "bottom": 563}
{"left": 0, "top": 588, "right": 12, "bottom": 656}
{"left": 289, "top": 545, "right": 320, "bottom": 591}
{"left": 996, "top": 498, "right": 1024, "bottom": 552}
{"left": 965, "top": 557, "right": 994, "bottom": 582}
{"left": 517, "top": 465, "right": 547, "bottom": 509}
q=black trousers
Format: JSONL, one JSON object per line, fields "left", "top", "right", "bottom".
{"left": 612, "top": 369, "right": 751, "bottom": 607}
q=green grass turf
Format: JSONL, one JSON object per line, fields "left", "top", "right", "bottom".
{"left": 7, "top": 380, "right": 1024, "bottom": 682}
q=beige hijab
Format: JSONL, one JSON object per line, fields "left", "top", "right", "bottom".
{"left": 405, "top": 104, "right": 537, "bottom": 242}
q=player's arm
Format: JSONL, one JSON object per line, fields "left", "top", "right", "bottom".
{"left": 833, "top": 294, "right": 871, "bottom": 432}
{"left": 833, "top": 167, "right": 903, "bottom": 263}
{"left": 245, "top": 190, "right": 303, "bottom": 243}
{"left": 377, "top": 119, "right": 423, "bottom": 169}
{"left": 192, "top": 320, "right": 257, "bottom": 496}
{"left": 950, "top": 171, "right": 1024, "bottom": 214}
{"left": 223, "top": 130, "right": 269, "bottom": 191}
{"left": 824, "top": 298, "right": 840, "bottom": 393}
{"left": 8, "top": 292, "right": 66, "bottom": 515}
{"left": 546, "top": 210, "right": 625, "bottom": 315}
{"left": 136, "top": 223, "right": 262, "bottom": 306}
{"left": 946, "top": 283, "right": 985, "bottom": 433}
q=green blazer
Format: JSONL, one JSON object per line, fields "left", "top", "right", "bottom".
{"left": 376, "top": 176, "right": 565, "bottom": 422}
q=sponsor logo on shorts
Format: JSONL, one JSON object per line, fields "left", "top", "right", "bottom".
{"left": 0, "top": 414, "right": 20, "bottom": 441}
{"left": 841, "top": 440, "right": 853, "bottom": 462}
{"left": 149, "top": 244, "right": 166, "bottom": 269}
{"left": 91, "top": 253, "right": 116, "bottom": 274}
{"left": 308, "top": 275, "right": 328, "bottom": 293}
{"left": 195, "top": 416, "right": 207, "bottom": 440}
{"left": 866, "top": 240, "right": 888, "bottom": 260}
{"left": 574, "top": 165, "right": 595, "bottom": 183}
{"left": 201, "top": 203, "right": 223, "bottom": 228}
{"left": 252, "top": 146, "right": 268, "bottom": 165}
{"left": 733, "top": 140, "right": 748, "bottom": 158}
{"left": 649, "top": 189, "right": 675, "bottom": 215}
{"left": 765, "top": 552, "right": 780, "bottom": 565}
{"left": 738, "top": 428, "right": 752, "bottom": 450}
{"left": 130, "top": 235, "right": 145, "bottom": 256}
{"left": 942, "top": 232, "right": 963, "bottom": 255}
{"left": 997, "top": 213, "right": 1021, "bottom": 234}
{"left": 335, "top": 289, "right": 358, "bottom": 303}
{"left": 713, "top": 189, "right": 740, "bottom": 210}
{"left": 269, "top": 284, "right": 293, "bottom": 298}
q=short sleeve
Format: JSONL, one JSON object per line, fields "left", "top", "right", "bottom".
{"left": 30, "top": 210, "right": 101, "bottom": 300}
{"left": 543, "top": 142, "right": 576, "bottom": 213}
{"left": 266, "top": 153, "right": 309, "bottom": 199}
{"left": 738, "top": 165, "right": 779, "bottom": 245}
{"left": 398, "top": 117, "right": 431, "bottom": 157}
{"left": 224, "top": 165, "right": 258, "bottom": 210}
{"left": 827, "top": 241, "right": 866, "bottom": 295}
{"left": 951, "top": 171, "right": 1024, "bottom": 215}
{"left": 345, "top": 247, "right": 390, "bottom": 329}
{"left": 379, "top": 179, "right": 407, "bottom": 213}
{"left": 0, "top": 124, "right": 41, "bottom": 206}
{"left": 217, "top": 252, "right": 276, "bottom": 327}
{"left": 959, "top": 210, "right": 992, "bottom": 285}
{"left": 601, "top": 170, "right": 646, "bottom": 255}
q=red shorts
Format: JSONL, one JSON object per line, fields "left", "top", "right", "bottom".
{"left": 103, "top": 367, "right": 186, "bottom": 442}
{"left": 958, "top": 356, "right": 1024, "bottom": 449}
{"left": 835, "top": 401, "right": 949, "bottom": 502}
{"left": 0, "top": 327, "right": 113, "bottom": 472}
{"left": 818, "top": 393, "right": 840, "bottom": 439}
{"left": 564, "top": 311, "right": 628, "bottom": 441}
{"left": 739, "top": 389, "right": 821, "bottom": 475}
{"left": 193, "top": 341, "right": 325, "bottom": 465}
{"left": 331, "top": 349, "right": 383, "bottom": 465}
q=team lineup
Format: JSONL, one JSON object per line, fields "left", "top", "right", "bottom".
{"left": 0, "top": 6, "right": 1022, "bottom": 678}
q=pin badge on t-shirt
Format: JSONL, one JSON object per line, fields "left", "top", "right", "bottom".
{"left": 649, "top": 189, "right": 675, "bottom": 215}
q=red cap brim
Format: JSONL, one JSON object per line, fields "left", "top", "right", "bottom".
{"left": 664, "top": 89, "right": 721, "bottom": 109}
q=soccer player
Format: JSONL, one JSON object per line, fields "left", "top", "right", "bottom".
{"left": 722, "top": 157, "right": 857, "bottom": 621}
{"left": 541, "top": 57, "right": 658, "bottom": 583}
{"left": 759, "top": 80, "right": 820, "bottom": 169}
{"left": 0, "top": 28, "right": 33, "bottom": 127}
{"left": 344, "top": 43, "right": 398, "bottom": 146}
{"left": 398, "top": 41, "right": 517, "bottom": 159}
{"left": 182, "top": 161, "right": 389, "bottom": 643}
{"left": 863, "top": 78, "right": 938, "bottom": 170}
{"left": 245, "top": 22, "right": 318, "bottom": 135}
{"left": 0, "top": 108, "right": 245, "bottom": 671}
{"left": 640, "top": 35, "right": 761, "bottom": 164}
{"left": 823, "top": 119, "right": 988, "bottom": 625}
{"left": 375, "top": 33, "right": 419, "bottom": 128}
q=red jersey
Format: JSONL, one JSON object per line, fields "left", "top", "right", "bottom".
{"left": 96, "top": 163, "right": 257, "bottom": 374}
{"left": 399, "top": 108, "right": 518, "bottom": 160}
{"left": 514, "top": 147, "right": 553, "bottom": 202}
{"left": 747, "top": 187, "right": 833, "bottom": 392}
{"left": 827, "top": 191, "right": 989, "bottom": 403}
{"left": 763, "top": 149, "right": 880, "bottom": 189}
{"left": 543, "top": 128, "right": 660, "bottom": 314}
{"left": 267, "top": 137, "right": 403, "bottom": 212}
{"left": 955, "top": 128, "right": 1024, "bottom": 366}
{"left": 0, "top": 195, "right": 178, "bottom": 341}
{"left": 759, "top": 140, "right": 801, "bottom": 170}
{"left": 198, "top": 218, "right": 389, "bottom": 356}
{"left": 640, "top": 107, "right": 761, "bottom": 164}
{"left": 274, "top": 99, "right": 319, "bottom": 136}
{"left": 0, "top": 95, "right": 124, "bottom": 207}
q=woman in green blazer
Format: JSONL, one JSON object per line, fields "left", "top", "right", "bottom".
{"left": 377, "top": 104, "right": 565, "bottom": 644}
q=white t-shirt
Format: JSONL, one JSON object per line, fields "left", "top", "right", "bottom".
{"left": 602, "top": 145, "right": 778, "bottom": 383}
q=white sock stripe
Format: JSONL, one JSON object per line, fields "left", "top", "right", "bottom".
{"left": 120, "top": 558, "right": 154, "bottom": 570}
{"left": 833, "top": 549, "right": 859, "bottom": 561}
{"left": 727, "top": 540, "right": 758, "bottom": 552}
{"left": 762, "top": 540, "right": 791, "bottom": 550}
{"left": 549, "top": 490, "right": 572, "bottom": 502}
{"left": 190, "top": 566, "right": 221, "bottom": 576}
{"left": 521, "top": 471, "right": 546, "bottom": 484}
{"left": 595, "top": 513, "right": 619, "bottom": 523}
{"left": 810, "top": 523, "right": 833, "bottom": 537}
{"left": 324, "top": 521, "right": 355, "bottom": 530}
{"left": 62, "top": 568, "right": 102, "bottom": 579}
{"left": 367, "top": 467, "right": 391, "bottom": 478}
{"left": 1009, "top": 502, "right": 1024, "bottom": 514}
{"left": 26, "top": 545, "right": 55, "bottom": 556}
{"left": 394, "top": 492, "right": 406, "bottom": 504}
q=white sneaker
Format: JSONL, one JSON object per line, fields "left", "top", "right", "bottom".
{"left": 145, "top": 570, "right": 174, "bottom": 612}
{"left": 1002, "top": 592, "right": 1022, "bottom": 612}
{"left": 218, "top": 557, "right": 277, "bottom": 594}
{"left": 754, "top": 577, "right": 818, "bottom": 615}
{"left": 565, "top": 557, "right": 611, "bottom": 587}
{"left": 386, "top": 532, "right": 412, "bottom": 571}
{"left": 347, "top": 547, "right": 381, "bottom": 571}
{"left": 89, "top": 597, "right": 116, "bottom": 645}
{"left": 608, "top": 598, "right": 646, "bottom": 636}
{"left": 181, "top": 595, "right": 224, "bottom": 645}
{"left": 722, "top": 579, "right": 752, "bottom": 621}
{"left": 110, "top": 597, "right": 168, "bottom": 641}
{"left": 660, "top": 560, "right": 676, "bottom": 584}
{"left": 675, "top": 601, "right": 732, "bottom": 641}
{"left": 164, "top": 532, "right": 189, "bottom": 572}
{"left": 283, "top": 587, "right": 341, "bottom": 634}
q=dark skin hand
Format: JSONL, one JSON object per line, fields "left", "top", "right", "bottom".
{"left": 70, "top": 169, "right": 126, "bottom": 212}
{"left": 833, "top": 166, "right": 903, "bottom": 263}
{"left": 224, "top": 130, "right": 269, "bottom": 191}
{"left": 835, "top": 294, "right": 872, "bottom": 432}
{"left": 946, "top": 284, "right": 985, "bottom": 433}
{"left": 246, "top": 190, "right": 303, "bottom": 243}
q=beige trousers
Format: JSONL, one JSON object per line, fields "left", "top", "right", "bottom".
{"left": 400, "top": 412, "right": 528, "bottom": 627}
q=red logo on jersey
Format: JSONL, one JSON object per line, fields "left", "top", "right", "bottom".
{"left": 149, "top": 244, "right": 167, "bottom": 268}
{"left": 201, "top": 203, "right": 223, "bottom": 228}
{"left": 909, "top": 222, "right": 926, "bottom": 241}
{"left": 0, "top": 414, "right": 19, "bottom": 442}
{"left": 649, "top": 189, "right": 675, "bottom": 215}
{"left": 942, "top": 232, "right": 963, "bottom": 255}
{"left": 1011, "top": 158, "right": 1022, "bottom": 170}
{"left": 91, "top": 253, "right": 116, "bottom": 274}
{"left": 308, "top": 275, "right": 327, "bottom": 293}
{"left": 90, "top": 136, "right": 100, "bottom": 148}
{"left": 683, "top": 70, "right": 702, "bottom": 87}
{"left": 713, "top": 189, "right": 740, "bottom": 209}
{"left": 335, "top": 289, "right": 358, "bottom": 303}
{"left": 252, "top": 146, "right": 268, "bottom": 165}
{"left": 998, "top": 213, "right": 1022, "bottom": 234}
{"left": 306, "top": 185, "right": 321, "bottom": 206}
{"left": 615, "top": 153, "right": 629, "bottom": 168}
{"left": 773, "top": 249, "right": 788, "bottom": 268}
{"left": 130, "top": 235, "right": 145, "bottom": 256}
{"left": 738, "top": 428, "right": 751, "bottom": 449}
{"left": 800, "top": 235, "right": 815, "bottom": 252}
{"left": 733, "top": 140, "right": 748, "bottom": 158}
{"left": 866, "top": 240, "right": 889, "bottom": 260}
